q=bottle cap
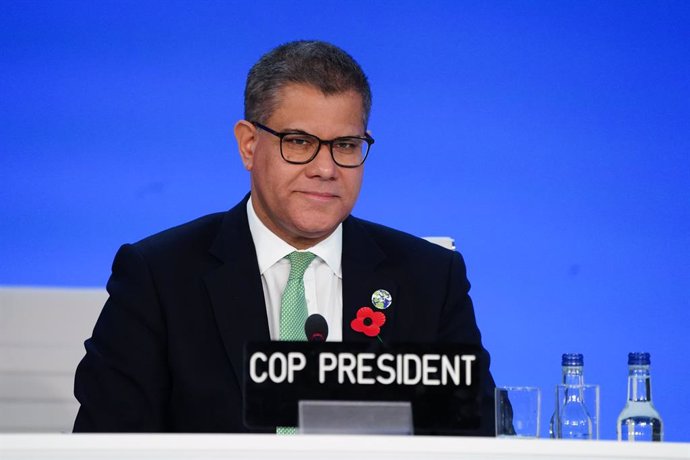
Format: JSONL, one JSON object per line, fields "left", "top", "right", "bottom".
{"left": 628, "top": 352, "right": 651, "bottom": 365}
{"left": 562, "top": 353, "right": 584, "bottom": 366}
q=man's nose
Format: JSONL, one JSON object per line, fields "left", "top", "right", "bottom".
{"left": 307, "top": 142, "right": 337, "bottom": 177}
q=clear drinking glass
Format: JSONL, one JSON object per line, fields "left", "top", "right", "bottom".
{"left": 495, "top": 386, "right": 541, "bottom": 438}
{"left": 553, "top": 383, "right": 600, "bottom": 440}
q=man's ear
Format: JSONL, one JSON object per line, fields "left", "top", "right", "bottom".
{"left": 234, "top": 120, "right": 257, "bottom": 170}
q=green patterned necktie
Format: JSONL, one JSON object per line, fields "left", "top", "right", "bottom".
{"left": 278, "top": 251, "right": 316, "bottom": 434}
{"left": 279, "top": 251, "right": 316, "bottom": 341}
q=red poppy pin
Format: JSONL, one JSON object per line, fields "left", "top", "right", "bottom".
{"left": 350, "top": 306, "right": 386, "bottom": 342}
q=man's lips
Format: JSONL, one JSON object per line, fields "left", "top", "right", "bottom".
{"left": 298, "top": 191, "right": 339, "bottom": 201}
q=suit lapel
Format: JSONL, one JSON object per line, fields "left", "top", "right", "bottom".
{"left": 203, "top": 197, "right": 269, "bottom": 382}
{"left": 341, "top": 217, "right": 399, "bottom": 344}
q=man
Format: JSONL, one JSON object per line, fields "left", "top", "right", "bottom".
{"left": 73, "top": 40, "right": 495, "bottom": 434}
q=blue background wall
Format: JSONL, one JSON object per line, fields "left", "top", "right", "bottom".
{"left": 2, "top": 0, "right": 688, "bottom": 441}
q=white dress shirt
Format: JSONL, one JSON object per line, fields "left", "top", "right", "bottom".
{"left": 246, "top": 197, "right": 343, "bottom": 341}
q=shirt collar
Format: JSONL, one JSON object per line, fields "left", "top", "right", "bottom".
{"left": 246, "top": 196, "right": 342, "bottom": 278}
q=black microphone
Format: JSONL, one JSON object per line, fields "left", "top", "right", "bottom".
{"left": 305, "top": 313, "right": 328, "bottom": 342}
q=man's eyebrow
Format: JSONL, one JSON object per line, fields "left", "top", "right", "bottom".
{"left": 280, "top": 127, "right": 311, "bottom": 134}
{"left": 281, "top": 127, "right": 366, "bottom": 138}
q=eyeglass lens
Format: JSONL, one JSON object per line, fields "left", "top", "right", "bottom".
{"left": 281, "top": 133, "right": 366, "bottom": 166}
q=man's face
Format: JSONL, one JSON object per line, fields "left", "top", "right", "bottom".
{"left": 235, "top": 83, "right": 366, "bottom": 249}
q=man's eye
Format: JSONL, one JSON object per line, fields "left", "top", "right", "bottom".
{"left": 284, "top": 135, "right": 313, "bottom": 146}
{"left": 335, "top": 139, "right": 362, "bottom": 150}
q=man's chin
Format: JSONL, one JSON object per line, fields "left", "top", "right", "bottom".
{"left": 290, "top": 221, "right": 342, "bottom": 247}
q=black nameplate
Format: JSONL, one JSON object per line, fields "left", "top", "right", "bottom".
{"left": 243, "top": 342, "right": 482, "bottom": 434}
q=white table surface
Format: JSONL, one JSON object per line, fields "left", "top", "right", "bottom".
{"left": 1, "top": 434, "right": 688, "bottom": 460}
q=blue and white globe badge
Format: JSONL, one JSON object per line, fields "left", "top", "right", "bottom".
{"left": 371, "top": 289, "right": 392, "bottom": 310}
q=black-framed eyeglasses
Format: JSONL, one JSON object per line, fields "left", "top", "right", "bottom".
{"left": 252, "top": 121, "right": 374, "bottom": 168}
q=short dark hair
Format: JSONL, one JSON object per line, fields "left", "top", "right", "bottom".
{"left": 244, "top": 40, "right": 372, "bottom": 128}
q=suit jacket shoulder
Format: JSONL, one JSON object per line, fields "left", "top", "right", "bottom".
{"left": 345, "top": 215, "right": 462, "bottom": 267}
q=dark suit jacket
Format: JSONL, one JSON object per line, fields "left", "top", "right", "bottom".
{"left": 74, "top": 196, "right": 496, "bottom": 434}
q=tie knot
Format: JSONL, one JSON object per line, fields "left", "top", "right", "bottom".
{"left": 286, "top": 251, "right": 316, "bottom": 280}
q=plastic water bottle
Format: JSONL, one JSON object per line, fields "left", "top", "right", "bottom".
{"left": 549, "top": 353, "right": 593, "bottom": 439}
{"left": 617, "top": 352, "right": 663, "bottom": 442}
